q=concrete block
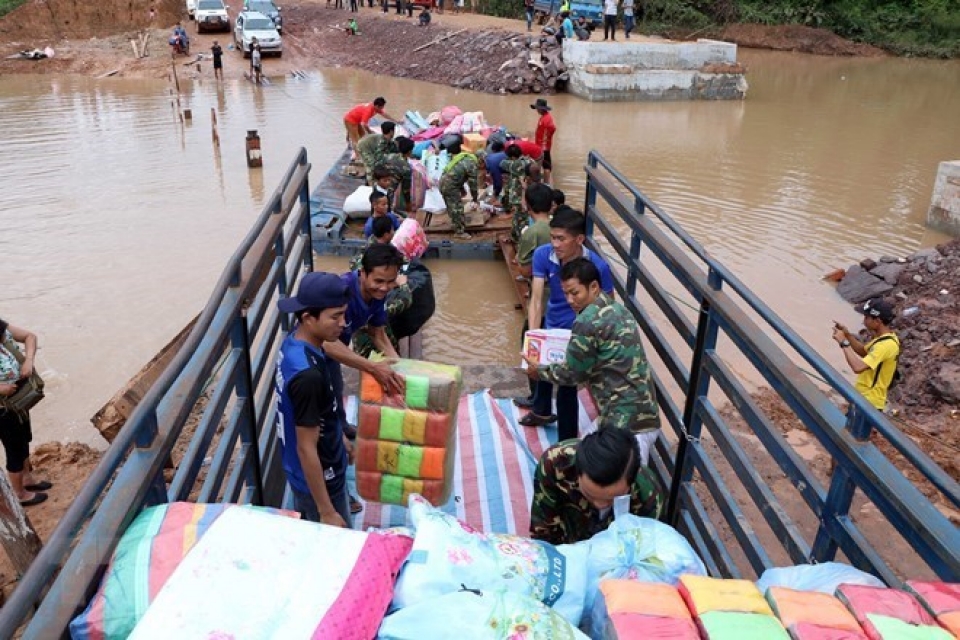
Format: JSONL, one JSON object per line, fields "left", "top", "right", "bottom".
{"left": 927, "top": 160, "right": 960, "bottom": 237}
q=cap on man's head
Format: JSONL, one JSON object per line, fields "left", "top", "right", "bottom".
{"left": 861, "top": 297, "right": 895, "bottom": 323}
{"left": 278, "top": 272, "right": 348, "bottom": 314}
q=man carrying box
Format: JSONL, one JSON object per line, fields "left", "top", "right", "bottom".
{"left": 522, "top": 258, "right": 660, "bottom": 464}
{"left": 523, "top": 209, "right": 613, "bottom": 441}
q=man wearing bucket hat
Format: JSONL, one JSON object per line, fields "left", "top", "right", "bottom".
{"left": 531, "top": 98, "right": 556, "bottom": 183}
{"left": 832, "top": 297, "right": 900, "bottom": 411}
{"left": 274, "top": 272, "right": 354, "bottom": 527}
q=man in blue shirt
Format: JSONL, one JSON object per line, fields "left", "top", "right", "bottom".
{"left": 523, "top": 208, "right": 614, "bottom": 440}
{"left": 484, "top": 140, "right": 507, "bottom": 202}
{"left": 275, "top": 272, "right": 352, "bottom": 526}
{"left": 324, "top": 243, "right": 407, "bottom": 512}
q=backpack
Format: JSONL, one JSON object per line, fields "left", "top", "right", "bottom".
{"left": 870, "top": 334, "right": 902, "bottom": 390}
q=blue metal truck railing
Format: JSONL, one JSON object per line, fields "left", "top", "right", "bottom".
{"left": 582, "top": 149, "right": 959, "bottom": 585}
{"left": 1, "top": 149, "right": 957, "bottom": 637}
{"left": 0, "top": 149, "right": 315, "bottom": 639}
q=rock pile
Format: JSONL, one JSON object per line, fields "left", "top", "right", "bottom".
{"left": 836, "top": 239, "right": 960, "bottom": 418}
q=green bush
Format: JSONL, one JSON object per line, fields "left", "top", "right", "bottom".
{"left": 0, "top": 0, "right": 27, "bottom": 18}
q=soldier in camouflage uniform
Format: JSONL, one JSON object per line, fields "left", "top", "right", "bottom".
{"left": 356, "top": 121, "right": 398, "bottom": 185}
{"left": 375, "top": 136, "right": 415, "bottom": 214}
{"left": 529, "top": 428, "right": 664, "bottom": 545}
{"left": 523, "top": 257, "right": 660, "bottom": 460}
{"left": 500, "top": 144, "right": 531, "bottom": 243}
{"left": 438, "top": 137, "right": 479, "bottom": 239}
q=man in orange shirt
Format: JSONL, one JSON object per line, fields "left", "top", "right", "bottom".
{"left": 531, "top": 98, "right": 556, "bottom": 183}
{"left": 343, "top": 97, "right": 400, "bottom": 155}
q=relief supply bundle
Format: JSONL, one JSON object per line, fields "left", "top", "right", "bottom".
{"left": 356, "top": 359, "right": 462, "bottom": 506}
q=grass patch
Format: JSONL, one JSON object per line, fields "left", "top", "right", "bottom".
{"left": 0, "top": 0, "right": 27, "bottom": 19}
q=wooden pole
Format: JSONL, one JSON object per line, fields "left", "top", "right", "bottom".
{"left": 171, "top": 58, "right": 180, "bottom": 94}
{"left": 0, "top": 472, "right": 43, "bottom": 576}
{"left": 412, "top": 28, "right": 468, "bottom": 52}
{"left": 130, "top": 39, "right": 140, "bottom": 58}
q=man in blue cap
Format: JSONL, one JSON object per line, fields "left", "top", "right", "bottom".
{"left": 275, "top": 272, "right": 353, "bottom": 527}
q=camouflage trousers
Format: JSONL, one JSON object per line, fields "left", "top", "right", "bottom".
{"left": 441, "top": 184, "right": 466, "bottom": 234}
{"left": 511, "top": 208, "right": 528, "bottom": 244}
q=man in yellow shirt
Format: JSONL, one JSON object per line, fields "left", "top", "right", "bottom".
{"left": 832, "top": 297, "right": 899, "bottom": 411}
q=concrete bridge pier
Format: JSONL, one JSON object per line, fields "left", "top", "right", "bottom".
{"left": 928, "top": 160, "right": 960, "bottom": 238}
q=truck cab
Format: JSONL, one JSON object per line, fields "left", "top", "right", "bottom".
{"left": 534, "top": 0, "right": 602, "bottom": 27}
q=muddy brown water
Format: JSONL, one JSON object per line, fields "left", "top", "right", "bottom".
{"left": 1, "top": 50, "right": 958, "bottom": 447}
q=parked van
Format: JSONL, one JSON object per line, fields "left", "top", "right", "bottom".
{"left": 533, "top": 0, "right": 602, "bottom": 27}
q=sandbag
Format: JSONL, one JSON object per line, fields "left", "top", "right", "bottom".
{"left": 836, "top": 584, "right": 937, "bottom": 640}
{"left": 378, "top": 588, "right": 589, "bottom": 640}
{"left": 679, "top": 575, "right": 773, "bottom": 617}
{"left": 355, "top": 360, "right": 461, "bottom": 506}
{"left": 127, "top": 507, "right": 412, "bottom": 640}
{"left": 390, "top": 261, "right": 435, "bottom": 340}
{"left": 392, "top": 495, "right": 589, "bottom": 626}
{"left": 699, "top": 611, "right": 790, "bottom": 639}
{"left": 70, "top": 503, "right": 299, "bottom": 640}
{"left": 343, "top": 184, "right": 375, "bottom": 218}
{"left": 756, "top": 562, "right": 885, "bottom": 596}
{"left": 581, "top": 514, "right": 706, "bottom": 615}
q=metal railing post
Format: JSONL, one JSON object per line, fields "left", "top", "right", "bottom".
{"left": 666, "top": 269, "right": 722, "bottom": 525}
{"left": 584, "top": 152, "right": 599, "bottom": 238}
{"left": 235, "top": 310, "right": 265, "bottom": 505}
{"left": 299, "top": 160, "right": 314, "bottom": 274}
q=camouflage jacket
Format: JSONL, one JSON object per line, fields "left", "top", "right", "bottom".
{"left": 357, "top": 134, "right": 398, "bottom": 171}
{"left": 529, "top": 439, "right": 664, "bottom": 545}
{"left": 537, "top": 293, "right": 660, "bottom": 433}
{"left": 439, "top": 152, "right": 478, "bottom": 197}
{"left": 376, "top": 152, "right": 413, "bottom": 208}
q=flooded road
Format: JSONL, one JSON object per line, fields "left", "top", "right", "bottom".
{"left": 1, "top": 51, "right": 958, "bottom": 446}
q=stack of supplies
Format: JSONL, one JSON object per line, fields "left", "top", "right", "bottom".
{"left": 766, "top": 586, "right": 867, "bottom": 639}
{"left": 356, "top": 359, "right": 462, "bottom": 506}
{"left": 591, "top": 580, "right": 699, "bottom": 639}
{"left": 680, "top": 574, "right": 790, "bottom": 639}
{"left": 906, "top": 581, "right": 960, "bottom": 637}
{"left": 837, "top": 584, "right": 951, "bottom": 640}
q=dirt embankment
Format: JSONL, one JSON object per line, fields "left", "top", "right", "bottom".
{"left": 1, "top": 0, "right": 889, "bottom": 84}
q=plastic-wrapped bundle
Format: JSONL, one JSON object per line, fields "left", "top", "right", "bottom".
{"left": 836, "top": 584, "right": 938, "bottom": 640}
{"left": 679, "top": 575, "right": 773, "bottom": 617}
{"left": 392, "top": 495, "right": 589, "bottom": 626}
{"left": 756, "top": 562, "right": 885, "bottom": 596}
{"left": 699, "top": 611, "right": 790, "bottom": 639}
{"left": 579, "top": 514, "right": 706, "bottom": 615}
{"left": 905, "top": 581, "right": 960, "bottom": 637}
{"left": 765, "top": 587, "right": 865, "bottom": 639}
{"left": 589, "top": 580, "right": 699, "bottom": 640}
{"left": 378, "top": 588, "right": 589, "bottom": 640}
{"left": 356, "top": 359, "right": 461, "bottom": 506}
{"left": 439, "top": 105, "right": 462, "bottom": 126}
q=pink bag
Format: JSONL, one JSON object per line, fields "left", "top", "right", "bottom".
{"left": 391, "top": 218, "right": 428, "bottom": 260}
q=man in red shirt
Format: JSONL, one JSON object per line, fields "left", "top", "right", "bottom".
{"left": 343, "top": 97, "right": 400, "bottom": 154}
{"left": 531, "top": 98, "right": 556, "bottom": 183}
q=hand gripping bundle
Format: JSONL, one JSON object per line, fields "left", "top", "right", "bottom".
{"left": 356, "top": 359, "right": 462, "bottom": 506}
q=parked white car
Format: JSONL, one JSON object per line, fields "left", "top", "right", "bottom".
{"left": 195, "top": 0, "right": 231, "bottom": 32}
{"left": 234, "top": 11, "right": 283, "bottom": 57}
{"left": 186, "top": 0, "right": 197, "bottom": 19}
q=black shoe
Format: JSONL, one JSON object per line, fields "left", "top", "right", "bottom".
{"left": 518, "top": 412, "right": 557, "bottom": 427}
{"left": 513, "top": 395, "right": 535, "bottom": 409}
{"left": 20, "top": 492, "right": 47, "bottom": 507}
{"left": 350, "top": 496, "right": 363, "bottom": 514}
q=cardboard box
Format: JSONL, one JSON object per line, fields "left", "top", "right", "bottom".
{"left": 522, "top": 329, "right": 571, "bottom": 366}
{"left": 462, "top": 132, "right": 486, "bottom": 154}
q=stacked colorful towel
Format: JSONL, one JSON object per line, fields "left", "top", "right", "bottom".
{"left": 679, "top": 574, "right": 790, "bottom": 639}
{"left": 356, "top": 359, "right": 462, "bottom": 506}
{"left": 906, "top": 581, "right": 960, "bottom": 637}
{"left": 593, "top": 580, "right": 700, "bottom": 639}
{"left": 766, "top": 586, "right": 867, "bottom": 639}
{"left": 836, "top": 584, "right": 951, "bottom": 640}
